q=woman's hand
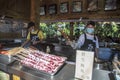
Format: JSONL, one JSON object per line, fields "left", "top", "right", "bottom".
{"left": 66, "top": 40, "right": 76, "bottom": 49}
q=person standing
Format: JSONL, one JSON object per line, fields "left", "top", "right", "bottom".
{"left": 21, "top": 21, "right": 44, "bottom": 50}
{"left": 70, "top": 21, "right": 99, "bottom": 58}
{"left": 77, "top": 21, "right": 99, "bottom": 57}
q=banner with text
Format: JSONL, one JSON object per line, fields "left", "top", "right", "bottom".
{"left": 75, "top": 50, "right": 94, "bottom": 80}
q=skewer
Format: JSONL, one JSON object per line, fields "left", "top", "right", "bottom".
{"left": 116, "top": 61, "right": 120, "bottom": 66}
{"left": 113, "top": 62, "right": 120, "bottom": 73}
{"left": 57, "top": 27, "right": 71, "bottom": 41}
{"left": 57, "top": 26, "right": 76, "bottom": 48}
{"left": 12, "top": 55, "right": 22, "bottom": 61}
{"left": 18, "top": 51, "right": 28, "bottom": 56}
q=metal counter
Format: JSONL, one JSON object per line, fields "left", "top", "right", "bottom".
{"left": 8, "top": 61, "right": 75, "bottom": 80}
{"left": 0, "top": 45, "right": 112, "bottom": 80}
{"left": 0, "top": 54, "right": 13, "bottom": 72}
{"left": 0, "top": 58, "right": 8, "bottom": 72}
{"left": 7, "top": 61, "right": 111, "bottom": 80}
{"left": 0, "top": 54, "right": 14, "bottom": 80}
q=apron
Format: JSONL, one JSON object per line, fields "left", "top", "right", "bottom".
{"left": 80, "top": 34, "right": 96, "bottom": 52}
{"left": 30, "top": 31, "right": 42, "bottom": 50}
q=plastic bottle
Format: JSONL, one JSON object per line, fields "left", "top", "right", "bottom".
{"left": 46, "top": 46, "right": 50, "bottom": 53}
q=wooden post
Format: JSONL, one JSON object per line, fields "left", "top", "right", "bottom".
{"left": 30, "top": 0, "right": 40, "bottom": 29}
{"left": 70, "top": 22, "right": 74, "bottom": 40}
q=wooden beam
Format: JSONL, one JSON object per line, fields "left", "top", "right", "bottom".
{"left": 30, "top": 0, "right": 35, "bottom": 21}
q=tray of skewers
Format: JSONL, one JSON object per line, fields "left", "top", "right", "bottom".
{"left": 0, "top": 47, "right": 25, "bottom": 62}
{"left": 12, "top": 48, "right": 67, "bottom": 75}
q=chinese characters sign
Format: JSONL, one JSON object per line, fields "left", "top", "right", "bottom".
{"left": 75, "top": 50, "right": 94, "bottom": 80}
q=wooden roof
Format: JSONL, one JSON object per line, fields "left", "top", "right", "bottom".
{"left": 0, "top": 0, "right": 120, "bottom": 22}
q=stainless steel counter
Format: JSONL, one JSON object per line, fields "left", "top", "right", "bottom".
{"left": 7, "top": 61, "right": 111, "bottom": 80}
{"left": 0, "top": 54, "right": 13, "bottom": 72}
{"left": 0, "top": 45, "right": 113, "bottom": 80}
{"left": 8, "top": 61, "right": 75, "bottom": 80}
{"left": 0, "top": 58, "right": 8, "bottom": 72}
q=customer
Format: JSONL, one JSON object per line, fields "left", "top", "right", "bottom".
{"left": 70, "top": 21, "right": 99, "bottom": 58}
{"left": 21, "top": 21, "right": 44, "bottom": 50}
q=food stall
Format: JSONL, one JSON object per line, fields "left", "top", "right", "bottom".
{"left": 0, "top": 47, "right": 117, "bottom": 80}
{"left": 0, "top": 48, "right": 112, "bottom": 80}
{"left": 0, "top": 0, "right": 120, "bottom": 80}
{"left": 8, "top": 61, "right": 111, "bottom": 80}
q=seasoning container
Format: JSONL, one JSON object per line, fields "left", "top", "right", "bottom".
{"left": 46, "top": 46, "right": 50, "bottom": 53}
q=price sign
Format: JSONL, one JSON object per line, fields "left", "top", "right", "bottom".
{"left": 75, "top": 50, "right": 94, "bottom": 80}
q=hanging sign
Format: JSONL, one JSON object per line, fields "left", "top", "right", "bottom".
{"left": 75, "top": 50, "right": 94, "bottom": 80}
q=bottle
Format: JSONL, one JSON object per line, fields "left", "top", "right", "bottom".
{"left": 46, "top": 46, "right": 50, "bottom": 53}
